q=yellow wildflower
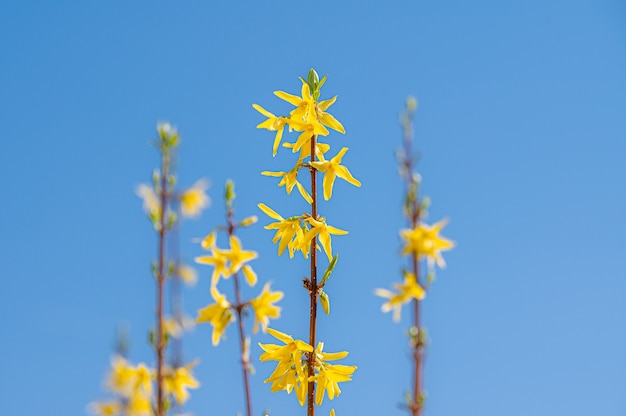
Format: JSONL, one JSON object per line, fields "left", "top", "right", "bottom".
{"left": 258, "top": 203, "right": 307, "bottom": 258}
{"left": 316, "top": 95, "right": 346, "bottom": 134}
{"left": 176, "top": 263, "right": 197, "bottom": 286}
{"left": 302, "top": 216, "right": 348, "bottom": 261}
{"left": 180, "top": 179, "right": 210, "bottom": 218}
{"left": 195, "top": 245, "right": 232, "bottom": 287}
{"left": 124, "top": 391, "right": 152, "bottom": 416}
{"left": 261, "top": 168, "right": 312, "bottom": 203}
{"left": 88, "top": 400, "right": 122, "bottom": 416}
{"left": 311, "top": 342, "right": 357, "bottom": 405}
{"left": 400, "top": 219, "right": 455, "bottom": 269}
{"left": 275, "top": 82, "right": 316, "bottom": 123}
{"left": 163, "top": 315, "right": 195, "bottom": 339}
{"left": 283, "top": 141, "right": 330, "bottom": 164}
{"left": 164, "top": 364, "right": 200, "bottom": 405}
{"left": 250, "top": 282, "right": 284, "bottom": 333}
{"left": 252, "top": 104, "right": 288, "bottom": 156}
{"left": 259, "top": 328, "right": 313, "bottom": 406}
{"left": 375, "top": 271, "right": 425, "bottom": 322}
{"left": 196, "top": 286, "right": 233, "bottom": 346}
{"left": 107, "top": 355, "right": 135, "bottom": 394}
{"left": 287, "top": 118, "right": 329, "bottom": 153}
{"left": 136, "top": 184, "right": 160, "bottom": 217}
{"left": 226, "top": 235, "right": 257, "bottom": 276}
{"left": 309, "top": 147, "right": 361, "bottom": 200}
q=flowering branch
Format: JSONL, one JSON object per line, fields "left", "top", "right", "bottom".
{"left": 375, "top": 97, "right": 454, "bottom": 415}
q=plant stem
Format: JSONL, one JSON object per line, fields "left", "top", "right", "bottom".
{"left": 307, "top": 134, "right": 318, "bottom": 416}
{"left": 227, "top": 209, "right": 253, "bottom": 416}
{"left": 156, "top": 146, "right": 170, "bottom": 416}
{"left": 403, "top": 113, "right": 423, "bottom": 416}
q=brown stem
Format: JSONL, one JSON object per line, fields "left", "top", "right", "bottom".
{"left": 404, "top": 114, "right": 423, "bottom": 416}
{"left": 156, "top": 146, "right": 169, "bottom": 416}
{"left": 307, "top": 134, "right": 318, "bottom": 416}
{"left": 227, "top": 209, "right": 253, "bottom": 416}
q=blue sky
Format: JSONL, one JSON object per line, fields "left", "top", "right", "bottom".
{"left": 1, "top": 1, "right": 625, "bottom": 415}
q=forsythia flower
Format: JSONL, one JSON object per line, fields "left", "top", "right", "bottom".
{"left": 196, "top": 287, "right": 234, "bottom": 346}
{"left": 259, "top": 328, "right": 313, "bottom": 406}
{"left": 283, "top": 141, "right": 330, "bottom": 164}
{"left": 136, "top": 184, "right": 160, "bottom": 217}
{"left": 400, "top": 219, "right": 455, "bottom": 269}
{"left": 176, "top": 263, "right": 198, "bottom": 286}
{"left": 275, "top": 82, "right": 315, "bottom": 122}
{"left": 164, "top": 364, "right": 200, "bottom": 405}
{"left": 252, "top": 104, "right": 288, "bottom": 157}
{"left": 261, "top": 168, "right": 312, "bottom": 204}
{"left": 163, "top": 315, "right": 196, "bottom": 339}
{"left": 309, "top": 147, "right": 361, "bottom": 200}
{"left": 250, "top": 282, "right": 284, "bottom": 333}
{"left": 311, "top": 342, "right": 357, "bottom": 405}
{"left": 316, "top": 95, "right": 346, "bottom": 134}
{"left": 195, "top": 245, "right": 232, "bottom": 287}
{"left": 89, "top": 400, "right": 122, "bottom": 416}
{"left": 226, "top": 235, "right": 258, "bottom": 276}
{"left": 303, "top": 216, "right": 348, "bottom": 261}
{"left": 374, "top": 271, "right": 425, "bottom": 322}
{"left": 258, "top": 203, "right": 307, "bottom": 258}
{"left": 180, "top": 179, "right": 210, "bottom": 218}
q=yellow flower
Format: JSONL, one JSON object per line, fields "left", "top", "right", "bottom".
{"left": 316, "top": 95, "right": 346, "bottom": 134}
{"left": 309, "top": 147, "right": 361, "bottom": 200}
{"left": 303, "top": 216, "right": 348, "bottom": 261}
{"left": 196, "top": 287, "right": 233, "bottom": 346}
{"left": 400, "top": 219, "right": 455, "bottom": 269}
{"left": 136, "top": 184, "right": 160, "bottom": 217}
{"left": 375, "top": 271, "right": 425, "bottom": 322}
{"left": 287, "top": 118, "right": 329, "bottom": 153}
{"left": 311, "top": 342, "right": 357, "bottom": 406}
{"left": 250, "top": 282, "right": 284, "bottom": 333}
{"left": 226, "top": 235, "right": 258, "bottom": 277}
{"left": 195, "top": 245, "right": 232, "bottom": 287}
{"left": 258, "top": 203, "right": 307, "bottom": 258}
{"left": 176, "top": 263, "right": 197, "bottom": 286}
{"left": 275, "top": 82, "right": 316, "bottom": 123}
{"left": 163, "top": 315, "right": 195, "bottom": 339}
{"left": 107, "top": 355, "right": 135, "bottom": 394}
{"left": 124, "top": 391, "right": 152, "bottom": 416}
{"left": 261, "top": 168, "right": 312, "bottom": 203}
{"left": 164, "top": 364, "right": 200, "bottom": 405}
{"left": 180, "top": 179, "right": 210, "bottom": 218}
{"left": 252, "top": 104, "right": 288, "bottom": 156}
{"left": 259, "top": 328, "right": 313, "bottom": 406}
{"left": 283, "top": 141, "right": 331, "bottom": 164}
{"left": 89, "top": 400, "right": 122, "bottom": 416}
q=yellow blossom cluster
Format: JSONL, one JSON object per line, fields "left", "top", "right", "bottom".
{"left": 254, "top": 70, "right": 358, "bottom": 411}
{"left": 195, "top": 183, "right": 284, "bottom": 346}
{"left": 89, "top": 355, "right": 199, "bottom": 416}
{"left": 259, "top": 328, "right": 356, "bottom": 407}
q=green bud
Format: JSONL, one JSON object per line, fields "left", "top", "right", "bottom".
{"left": 406, "top": 96, "right": 418, "bottom": 113}
{"left": 167, "top": 261, "right": 176, "bottom": 278}
{"left": 320, "top": 254, "right": 338, "bottom": 287}
{"left": 225, "top": 179, "right": 236, "bottom": 204}
{"left": 319, "top": 289, "right": 330, "bottom": 315}
{"left": 151, "top": 261, "right": 159, "bottom": 278}
{"left": 308, "top": 68, "right": 319, "bottom": 89}
{"left": 152, "top": 169, "right": 161, "bottom": 188}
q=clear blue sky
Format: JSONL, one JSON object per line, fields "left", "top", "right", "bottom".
{"left": 1, "top": 1, "right": 625, "bottom": 415}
